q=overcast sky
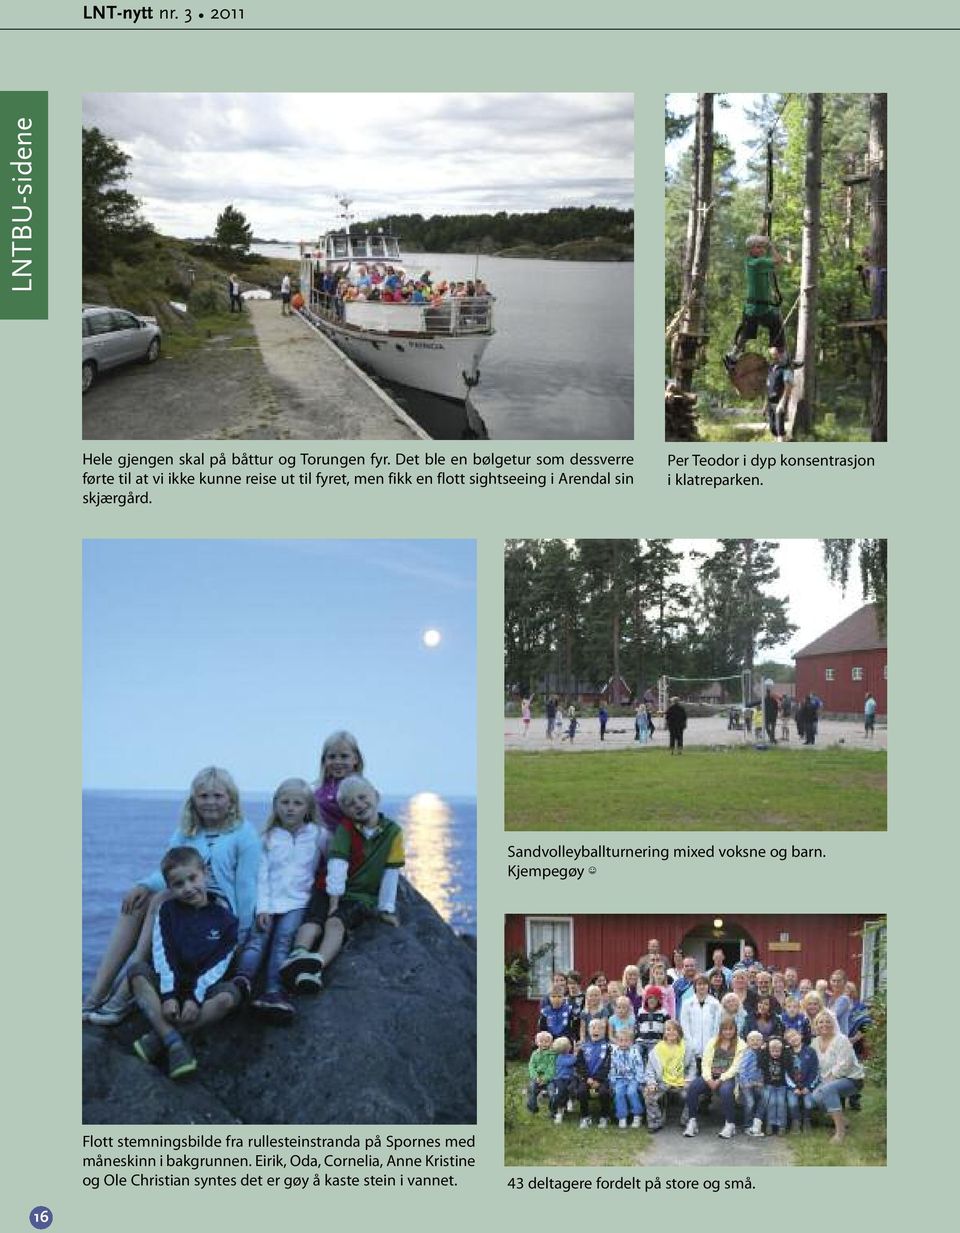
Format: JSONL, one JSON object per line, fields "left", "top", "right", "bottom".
{"left": 83, "top": 92, "right": 635, "bottom": 240}
{"left": 666, "top": 92, "right": 767, "bottom": 176}
{"left": 673, "top": 539, "right": 872, "bottom": 658}
{"left": 83, "top": 539, "right": 475, "bottom": 794}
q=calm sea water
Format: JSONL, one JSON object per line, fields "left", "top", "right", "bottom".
{"left": 82, "top": 788, "right": 476, "bottom": 985}
{"left": 253, "top": 245, "right": 633, "bottom": 440}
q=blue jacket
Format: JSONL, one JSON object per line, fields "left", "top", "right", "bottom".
{"left": 554, "top": 1054, "right": 577, "bottom": 1082}
{"left": 142, "top": 820, "right": 261, "bottom": 936}
{"left": 576, "top": 1040, "right": 612, "bottom": 1081}
{"left": 786, "top": 1044, "right": 820, "bottom": 1092}
{"left": 538, "top": 1002, "right": 575, "bottom": 1040}
{"left": 738, "top": 1047, "right": 764, "bottom": 1086}
{"left": 152, "top": 897, "right": 237, "bottom": 1004}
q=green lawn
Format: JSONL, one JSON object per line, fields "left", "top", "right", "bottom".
{"left": 505, "top": 746, "right": 886, "bottom": 831}
{"left": 785, "top": 1086, "right": 886, "bottom": 1166}
{"left": 504, "top": 1062, "right": 886, "bottom": 1166}
{"left": 504, "top": 1062, "right": 653, "bottom": 1167}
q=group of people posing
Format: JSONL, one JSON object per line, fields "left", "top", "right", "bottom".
{"left": 314, "top": 263, "right": 491, "bottom": 307}
{"left": 526, "top": 940, "right": 871, "bottom": 1145}
{"left": 82, "top": 733, "right": 404, "bottom": 1081}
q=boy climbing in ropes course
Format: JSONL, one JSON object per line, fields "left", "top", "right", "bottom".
{"left": 725, "top": 235, "right": 787, "bottom": 371}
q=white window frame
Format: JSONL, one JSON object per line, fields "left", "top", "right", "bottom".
{"left": 524, "top": 916, "right": 574, "bottom": 1000}
{"left": 825, "top": 668, "right": 836, "bottom": 681}
{"left": 883, "top": 664, "right": 888, "bottom": 679}
{"left": 860, "top": 919, "right": 887, "bottom": 999}
{"left": 851, "top": 666, "right": 864, "bottom": 680}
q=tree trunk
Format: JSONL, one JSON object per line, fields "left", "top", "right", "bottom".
{"left": 789, "top": 93, "right": 823, "bottom": 439}
{"left": 869, "top": 92, "right": 887, "bottom": 442}
{"left": 672, "top": 93, "right": 715, "bottom": 392}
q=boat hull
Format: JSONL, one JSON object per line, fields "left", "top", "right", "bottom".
{"left": 305, "top": 313, "right": 492, "bottom": 403}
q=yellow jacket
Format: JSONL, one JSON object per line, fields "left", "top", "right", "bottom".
{"left": 700, "top": 1035, "right": 745, "bottom": 1082}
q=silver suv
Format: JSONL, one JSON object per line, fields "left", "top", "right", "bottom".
{"left": 82, "top": 304, "right": 161, "bottom": 393}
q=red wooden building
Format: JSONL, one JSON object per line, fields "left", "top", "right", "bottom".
{"left": 506, "top": 913, "right": 885, "bottom": 1042}
{"left": 794, "top": 603, "right": 887, "bottom": 716}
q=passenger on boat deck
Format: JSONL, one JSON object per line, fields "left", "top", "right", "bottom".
{"left": 421, "top": 270, "right": 433, "bottom": 287}
{"left": 356, "top": 265, "right": 372, "bottom": 289}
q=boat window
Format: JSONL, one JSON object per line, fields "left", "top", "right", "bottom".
{"left": 332, "top": 235, "right": 348, "bottom": 258}
{"left": 385, "top": 238, "right": 400, "bottom": 258}
{"left": 369, "top": 235, "right": 385, "bottom": 258}
{"left": 348, "top": 237, "right": 368, "bottom": 258}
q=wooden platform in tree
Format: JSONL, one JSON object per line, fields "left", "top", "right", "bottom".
{"left": 840, "top": 318, "right": 887, "bottom": 343}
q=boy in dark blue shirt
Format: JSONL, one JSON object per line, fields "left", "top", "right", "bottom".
{"left": 538, "top": 991, "right": 576, "bottom": 1044}
{"left": 127, "top": 847, "right": 240, "bottom": 1078}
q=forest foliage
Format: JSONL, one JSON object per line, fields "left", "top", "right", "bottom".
{"left": 505, "top": 538, "right": 796, "bottom": 702}
{"left": 357, "top": 206, "right": 633, "bottom": 256}
{"left": 665, "top": 94, "right": 877, "bottom": 432}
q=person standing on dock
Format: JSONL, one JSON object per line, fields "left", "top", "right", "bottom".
{"left": 228, "top": 273, "right": 242, "bottom": 313}
{"left": 280, "top": 273, "right": 292, "bottom": 316}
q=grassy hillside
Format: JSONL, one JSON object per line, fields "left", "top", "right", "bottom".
{"left": 82, "top": 235, "right": 298, "bottom": 339}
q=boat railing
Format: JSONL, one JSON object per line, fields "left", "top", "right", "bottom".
{"left": 303, "top": 288, "right": 493, "bottom": 336}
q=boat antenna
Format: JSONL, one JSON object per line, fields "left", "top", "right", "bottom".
{"left": 335, "top": 194, "right": 354, "bottom": 231}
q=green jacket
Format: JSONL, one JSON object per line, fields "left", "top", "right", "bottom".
{"left": 528, "top": 1047, "right": 557, "bottom": 1083}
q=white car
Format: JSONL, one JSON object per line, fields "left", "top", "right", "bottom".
{"left": 82, "top": 304, "right": 161, "bottom": 393}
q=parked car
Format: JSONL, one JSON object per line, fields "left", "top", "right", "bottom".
{"left": 82, "top": 304, "right": 161, "bottom": 393}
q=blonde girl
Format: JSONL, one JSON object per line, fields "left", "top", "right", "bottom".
{"left": 84, "top": 767, "right": 260, "bottom": 1024}
{"left": 233, "top": 779, "right": 323, "bottom": 1021}
{"left": 314, "top": 730, "right": 364, "bottom": 836}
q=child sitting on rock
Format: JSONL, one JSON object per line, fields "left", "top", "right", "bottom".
{"left": 127, "top": 846, "right": 240, "bottom": 1079}
{"left": 280, "top": 775, "right": 405, "bottom": 994}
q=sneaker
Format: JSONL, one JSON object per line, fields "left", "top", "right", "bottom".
{"left": 232, "top": 974, "right": 252, "bottom": 1004}
{"left": 378, "top": 910, "right": 399, "bottom": 927}
{"left": 679, "top": 1105, "right": 690, "bottom": 1127}
{"left": 251, "top": 991, "right": 296, "bottom": 1023}
{"left": 294, "top": 965, "right": 324, "bottom": 994}
{"left": 132, "top": 1031, "right": 164, "bottom": 1066}
{"left": 553, "top": 1111, "right": 563, "bottom": 1125}
{"left": 683, "top": 1118, "right": 698, "bottom": 1138}
{"left": 167, "top": 1039, "right": 197, "bottom": 1080}
{"left": 746, "top": 1120, "right": 765, "bottom": 1138}
{"left": 618, "top": 1118, "right": 628, "bottom": 1129}
{"left": 566, "top": 1099, "right": 575, "bottom": 1113}
{"left": 631, "top": 1116, "right": 642, "bottom": 1129}
{"left": 87, "top": 985, "right": 135, "bottom": 1026}
{"left": 597, "top": 1118, "right": 609, "bottom": 1129}
{"left": 579, "top": 1117, "right": 592, "bottom": 1129}
{"left": 718, "top": 1122, "right": 736, "bottom": 1139}
{"left": 280, "top": 949, "right": 322, "bottom": 991}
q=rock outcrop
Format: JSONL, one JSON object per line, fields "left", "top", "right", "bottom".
{"left": 83, "top": 881, "right": 476, "bottom": 1125}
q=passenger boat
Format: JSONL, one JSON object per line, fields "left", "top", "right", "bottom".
{"left": 297, "top": 199, "right": 495, "bottom": 403}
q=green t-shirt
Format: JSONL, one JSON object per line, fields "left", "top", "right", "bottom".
{"left": 744, "top": 254, "right": 777, "bottom": 311}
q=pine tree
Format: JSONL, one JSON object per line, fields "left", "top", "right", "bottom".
{"left": 214, "top": 204, "right": 253, "bottom": 258}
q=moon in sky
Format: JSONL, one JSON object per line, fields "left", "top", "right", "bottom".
{"left": 422, "top": 628, "right": 442, "bottom": 648}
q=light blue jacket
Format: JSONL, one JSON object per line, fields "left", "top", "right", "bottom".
{"left": 141, "top": 820, "right": 261, "bottom": 935}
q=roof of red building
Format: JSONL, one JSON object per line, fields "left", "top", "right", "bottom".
{"left": 794, "top": 603, "right": 886, "bottom": 658}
